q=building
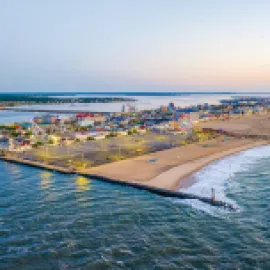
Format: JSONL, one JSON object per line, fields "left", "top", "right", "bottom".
{"left": 87, "top": 131, "right": 107, "bottom": 140}
{"left": 78, "top": 118, "right": 94, "bottom": 127}
{"left": 168, "top": 102, "right": 175, "bottom": 113}
{"left": 160, "top": 105, "right": 168, "bottom": 112}
{"left": 76, "top": 113, "right": 106, "bottom": 125}
{"left": 33, "top": 115, "right": 59, "bottom": 125}
{"left": 189, "top": 112, "right": 200, "bottom": 123}
{"left": 48, "top": 135, "right": 61, "bottom": 145}
{"left": 122, "top": 104, "right": 137, "bottom": 113}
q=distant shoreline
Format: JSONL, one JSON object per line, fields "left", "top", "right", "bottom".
{"left": 0, "top": 94, "right": 136, "bottom": 109}
{"left": 1, "top": 107, "right": 113, "bottom": 114}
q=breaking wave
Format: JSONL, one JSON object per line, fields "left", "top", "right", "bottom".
{"left": 178, "top": 144, "right": 270, "bottom": 214}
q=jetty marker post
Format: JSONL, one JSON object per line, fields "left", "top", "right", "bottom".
{"left": 211, "top": 188, "right": 216, "bottom": 201}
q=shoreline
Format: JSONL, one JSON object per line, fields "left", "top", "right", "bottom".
{"left": 1, "top": 138, "right": 268, "bottom": 210}
{"left": 1, "top": 107, "right": 113, "bottom": 114}
{"left": 157, "top": 140, "right": 269, "bottom": 191}
{"left": 2, "top": 138, "right": 268, "bottom": 192}
{"left": 82, "top": 137, "right": 269, "bottom": 191}
{"left": 0, "top": 153, "right": 237, "bottom": 210}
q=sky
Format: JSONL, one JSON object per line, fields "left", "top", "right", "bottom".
{"left": 0, "top": 0, "right": 270, "bottom": 92}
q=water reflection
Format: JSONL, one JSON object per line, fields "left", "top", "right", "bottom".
{"left": 40, "top": 171, "right": 53, "bottom": 191}
{"left": 75, "top": 176, "right": 91, "bottom": 193}
{"left": 1, "top": 156, "right": 270, "bottom": 269}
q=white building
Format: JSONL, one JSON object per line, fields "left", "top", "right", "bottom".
{"left": 122, "top": 104, "right": 137, "bottom": 113}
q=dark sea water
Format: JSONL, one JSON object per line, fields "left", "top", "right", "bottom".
{"left": 0, "top": 146, "right": 270, "bottom": 269}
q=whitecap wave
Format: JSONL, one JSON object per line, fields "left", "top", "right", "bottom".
{"left": 177, "top": 144, "right": 270, "bottom": 214}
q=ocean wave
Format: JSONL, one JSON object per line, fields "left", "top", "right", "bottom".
{"left": 177, "top": 144, "right": 270, "bottom": 214}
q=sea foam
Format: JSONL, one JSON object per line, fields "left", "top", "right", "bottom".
{"left": 177, "top": 145, "right": 270, "bottom": 214}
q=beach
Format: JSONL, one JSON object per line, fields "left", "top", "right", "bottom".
{"left": 1, "top": 134, "right": 266, "bottom": 210}
{"left": 5, "top": 113, "right": 269, "bottom": 194}
{"left": 82, "top": 136, "right": 268, "bottom": 190}
{"left": 3, "top": 133, "right": 267, "bottom": 196}
{"left": 198, "top": 113, "right": 270, "bottom": 137}
{"left": 82, "top": 113, "right": 270, "bottom": 190}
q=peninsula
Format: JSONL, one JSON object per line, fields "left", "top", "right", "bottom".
{"left": 0, "top": 93, "right": 135, "bottom": 107}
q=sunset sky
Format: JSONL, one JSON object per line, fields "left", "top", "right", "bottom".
{"left": 1, "top": 0, "right": 269, "bottom": 92}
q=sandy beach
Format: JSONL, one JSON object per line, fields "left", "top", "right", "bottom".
{"left": 81, "top": 114, "right": 270, "bottom": 190}
{"left": 82, "top": 136, "right": 268, "bottom": 190}
{"left": 4, "top": 113, "right": 270, "bottom": 193}
{"left": 198, "top": 113, "right": 270, "bottom": 137}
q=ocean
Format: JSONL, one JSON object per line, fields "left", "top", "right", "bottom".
{"left": 1, "top": 93, "right": 269, "bottom": 268}
{"left": 1, "top": 145, "right": 269, "bottom": 269}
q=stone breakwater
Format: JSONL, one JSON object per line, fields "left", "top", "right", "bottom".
{"left": 0, "top": 155, "right": 236, "bottom": 210}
